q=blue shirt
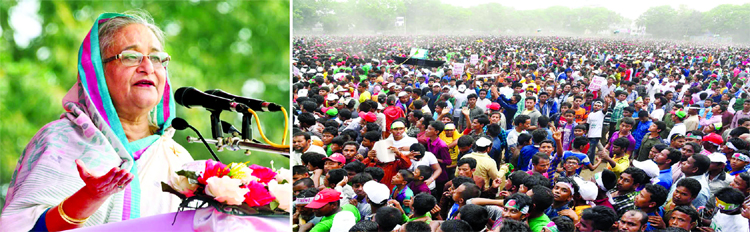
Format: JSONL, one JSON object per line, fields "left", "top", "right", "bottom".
{"left": 657, "top": 168, "right": 673, "bottom": 190}
{"left": 519, "top": 145, "right": 540, "bottom": 171}
{"left": 644, "top": 208, "right": 665, "bottom": 231}
{"left": 633, "top": 120, "right": 653, "bottom": 151}
{"left": 496, "top": 94, "right": 518, "bottom": 129}
{"left": 563, "top": 151, "right": 590, "bottom": 174}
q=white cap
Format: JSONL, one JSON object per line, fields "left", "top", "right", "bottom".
{"left": 387, "top": 83, "right": 396, "bottom": 88}
{"left": 398, "top": 91, "right": 408, "bottom": 97}
{"left": 573, "top": 177, "right": 598, "bottom": 201}
{"left": 327, "top": 93, "right": 339, "bottom": 101}
{"left": 297, "top": 89, "right": 308, "bottom": 97}
{"left": 476, "top": 137, "right": 492, "bottom": 147}
{"left": 632, "top": 160, "right": 660, "bottom": 182}
{"left": 708, "top": 152, "right": 728, "bottom": 163}
{"left": 458, "top": 85, "right": 467, "bottom": 93}
{"left": 363, "top": 181, "right": 389, "bottom": 204}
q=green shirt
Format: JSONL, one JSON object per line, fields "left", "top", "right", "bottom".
{"left": 402, "top": 212, "right": 432, "bottom": 224}
{"left": 528, "top": 214, "right": 552, "bottom": 232}
{"left": 310, "top": 204, "right": 361, "bottom": 232}
{"left": 638, "top": 134, "right": 663, "bottom": 161}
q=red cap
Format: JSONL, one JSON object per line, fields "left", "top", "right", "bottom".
{"left": 487, "top": 102, "right": 501, "bottom": 111}
{"left": 305, "top": 189, "right": 341, "bottom": 209}
{"left": 361, "top": 112, "right": 377, "bottom": 123}
{"left": 324, "top": 153, "right": 346, "bottom": 164}
{"left": 703, "top": 133, "right": 723, "bottom": 146}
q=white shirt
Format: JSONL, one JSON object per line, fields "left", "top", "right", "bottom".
{"left": 477, "top": 98, "right": 492, "bottom": 112}
{"left": 409, "top": 151, "right": 438, "bottom": 190}
{"left": 651, "top": 108, "right": 665, "bottom": 121}
{"left": 330, "top": 210, "right": 357, "bottom": 232}
{"left": 506, "top": 129, "right": 527, "bottom": 148}
{"left": 292, "top": 144, "right": 327, "bottom": 166}
{"left": 713, "top": 212, "right": 749, "bottom": 232}
{"left": 387, "top": 135, "right": 418, "bottom": 150}
{"left": 600, "top": 84, "right": 616, "bottom": 97}
{"left": 587, "top": 110, "right": 605, "bottom": 138}
{"left": 668, "top": 123, "right": 687, "bottom": 144}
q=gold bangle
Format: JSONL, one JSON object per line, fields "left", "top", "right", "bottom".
{"left": 58, "top": 197, "right": 89, "bottom": 224}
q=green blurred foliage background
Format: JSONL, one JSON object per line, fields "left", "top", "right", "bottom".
{"left": 0, "top": 0, "right": 291, "bottom": 210}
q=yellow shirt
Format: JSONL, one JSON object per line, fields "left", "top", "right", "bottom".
{"left": 359, "top": 91, "right": 371, "bottom": 103}
{"left": 439, "top": 131, "right": 463, "bottom": 166}
{"left": 608, "top": 154, "right": 630, "bottom": 177}
{"left": 456, "top": 152, "right": 499, "bottom": 190}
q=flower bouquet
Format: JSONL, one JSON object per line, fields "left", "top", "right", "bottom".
{"left": 161, "top": 160, "right": 291, "bottom": 216}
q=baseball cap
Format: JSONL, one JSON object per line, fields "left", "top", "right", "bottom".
{"left": 363, "top": 181, "right": 389, "bottom": 204}
{"left": 703, "top": 133, "right": 724, "bottom": 146}
{"left": 458, "top": 85, "right": 467, "bottom": 93}
{"left": 632, "top": 160, "right": 659, "bottom": 182}
{"left": 573, "top": 178, "right": 598, "bottom": 201}
{"left": 398, "top": 91, "right": 408, "bottom": 97}
{"left": 432, "top": 83, "right": 441, "bottom": 87}
{"left": 325, "top": 107, "right": 338, "bottom": 117}
{"left": 327, "top": 93, "right": 339, "bottom": 101}
{"left": 305, "top": 188, "right": 342, "bottom": 209}
{"left": 445, "top": 123, "right": 456, "bottom": 130}
{"left": 476, "top": 137, "right": 492, "bottom": 147}
{"left": 708, "top": 152, "right": 728, "bottom": 163}
{"left": 487, "top": 102, "right": 501, "bottom": 111}
{"left": 672, "top": 110, "right": 687, "bottom": 119}
{"left": 324, "top": 153, "right": 346, "bottom": 164}
{"left": 361, "top": 112, "right": 377, "bottom": 123}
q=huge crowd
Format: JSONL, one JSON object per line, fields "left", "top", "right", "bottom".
{"left": 290, "top": 35, "right": 750, "bottom": 232}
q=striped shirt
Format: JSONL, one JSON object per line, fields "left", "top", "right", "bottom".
{"left": 611, "top": 100, "right": 629, "bottom": 129}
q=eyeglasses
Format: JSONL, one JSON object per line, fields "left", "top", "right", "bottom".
{"left": 103, "top": 50, "right": 170, "bottom": 67}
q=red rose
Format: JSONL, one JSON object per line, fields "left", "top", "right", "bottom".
{"left": 243, "top": 181, "right": 275, "bottom": 207}
{"left": 198, "top": 160, "right": 229, "bottom": 185}
{"left": 248, "top": 164, "right": 277, "bottom": 184}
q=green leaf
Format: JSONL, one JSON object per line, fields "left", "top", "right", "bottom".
{"left": 161, "top": 182, "right": 186, "bottom": 200}
{"left": 176, "top": 170, "right": 199, "bottom": 180}
{"left": 269, "top": 200, "right": 280, "bottom": 210}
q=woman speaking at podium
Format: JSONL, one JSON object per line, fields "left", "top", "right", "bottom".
{"left": 0, "top": 11, "right": 193, "bottom": 231}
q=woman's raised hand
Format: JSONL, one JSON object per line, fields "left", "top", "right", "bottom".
{"left": 76, "top": 159, "right": 133, "bottom": 199}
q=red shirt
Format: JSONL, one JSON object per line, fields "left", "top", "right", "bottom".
{"left": 363, "top": 152, "right": 412, "bottom": 189}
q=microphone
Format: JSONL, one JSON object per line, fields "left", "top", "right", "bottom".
{"left": 174, "top": 87, "right": 249, "bottom": 113}
{"left": 171, "top": 117, "right": 221, "bottom": 162}
{"left": 220, "top": 120, "right": 242, "bottom": 137}
{"left": 204, "top": 89, "right": 281, "bottom": 112}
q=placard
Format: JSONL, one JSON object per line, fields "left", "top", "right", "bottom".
{"left": 589, "top": 76, "right": 606, "bottom": 91}
{"left": 454, "top": 63, "right": 465, "bottom": 76}
{"left": 470, "top": 54, "right": 479, "bottom": 65}
{"left": 373, "top": 140, "right": 396, "bottom": 163}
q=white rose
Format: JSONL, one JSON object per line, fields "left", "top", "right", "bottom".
{"left": 170, "top": 174, "right": 199, "bottom": 195}
{"left": 204, "top": 176, "right": 250, "bottom": 206}
{"left": 275, "top": 168, "right": 292, "bottom": 184}
{"left": 268, "top": 180, "right": 291, "bottom": 212}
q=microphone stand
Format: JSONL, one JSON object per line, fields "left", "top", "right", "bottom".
{"left": 186, "top": 136, "right": 290, "bottom": 157}
{"left": 184, "top": 123, "right": 221, "bottom": 162}
{"left": 210, "top": 110, "right": 224, "bottom": 139}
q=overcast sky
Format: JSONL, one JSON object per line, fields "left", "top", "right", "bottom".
{"left": 440, "top": 0, "right": 749, "bottom": 20}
